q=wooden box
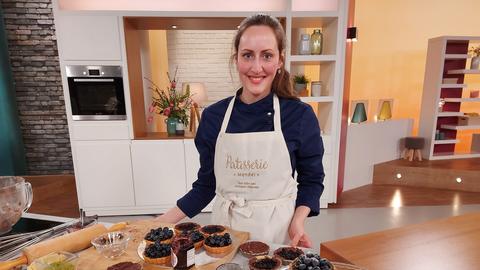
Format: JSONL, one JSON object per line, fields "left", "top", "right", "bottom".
{"left": 458, "top": 116, "right": 480, "bottom": 126}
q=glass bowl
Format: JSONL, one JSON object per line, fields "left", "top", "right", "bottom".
{"left": 91, "top": 231, "right": 130, "bottom": 259}
{"left": 27, "top": 251, "right": 78, "bottom": 270}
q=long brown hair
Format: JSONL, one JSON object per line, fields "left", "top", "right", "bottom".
{"left": 231, "top": 13, "right": 298, "bottom": 100}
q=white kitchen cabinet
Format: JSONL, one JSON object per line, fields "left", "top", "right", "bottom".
{"left": 72, "top": 140, "right": 135, "bottom": 208}
{"left": 54, "top": 14, "right": 122, "bottom": 61}
{"left": 131, "top": 140, "right": 187, "bottom": 207}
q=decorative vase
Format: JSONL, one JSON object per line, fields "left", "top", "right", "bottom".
{"left": 310, "top": 29, "right": 323, "bottom": 55}
{"left": 175, "top": 121, "right": 185, "bottom": 136}
{"left": 471, "top": 56, "right": 480, "bottom": 70}
{"left": 165, "top": 117, "right": 178, "bottom": 136}
{"left": 294, "top": 83, "right": 306, "bottom": 92}
{"left": 298, "top": 34, "right": 310, "bottom": 55}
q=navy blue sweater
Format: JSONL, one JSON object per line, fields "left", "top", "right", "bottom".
{"left": 177, "top": 90, "right": 325, "bottom": 217}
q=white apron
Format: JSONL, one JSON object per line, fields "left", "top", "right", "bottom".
{"left": 211, "top": 94, "right": 297, "bottom": 244}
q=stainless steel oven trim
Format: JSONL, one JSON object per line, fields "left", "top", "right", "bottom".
{"left": 66, "top": 65, "right": 122, "bottom": 78}
{"left": 73, "top": 78, "right": 115, "bottom": 82}
{"left": 72, "top": 115, "right": 127, "bottom": 121}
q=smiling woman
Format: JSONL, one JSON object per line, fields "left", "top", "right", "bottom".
{"left": 156, "top": 14, "right": 325, "bottom": 248}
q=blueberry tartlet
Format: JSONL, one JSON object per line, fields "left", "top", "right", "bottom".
{"left": 174, "top": 222, "right": 201, "bottom": 235}
{"left": 203, "top": 233, "right": 233, "bottom": 255}
{"left": 144, "top": 227, "right": 174, "bottom": 244}
{"left": 239, "top": 241, "right": 270, "bottom": 258}
{"left": 273, "top": 247, "right": 304, "bottom": 265}
{"left": 200, "top": 225, "right": 226, "bottom": 236}
{"left": 189, "top": 230, "right": 205, "bottom": 250}
{"left": 248, "top": 255, "right": 282, "bottom": 270}
{"left": 143, "top": 242, "right": 172, "bottom": 265}
{"left": 291, "top": 253, "right": 334, "bottom": 270}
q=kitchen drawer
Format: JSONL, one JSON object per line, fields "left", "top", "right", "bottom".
{"left": 71, "top": 121, "right": 130, "bottom": 140}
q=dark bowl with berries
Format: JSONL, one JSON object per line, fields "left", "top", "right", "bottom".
{"left": 174, "top": 222, "right": 201, "bottom": 235}
{"left": 143, "top": 241, "right": 172, "bottom": 265}
{"left": 273, "top": 246, "right": 304, "bottom": 265}
{"left": 248, "top": 255, "right": 282, "bottom": 270}
{"left": 144, "top": 227, "right": 174, "bottom": 244}
{"left": 290, "top": 253, "right": 335, "bottom": 270}
{"left": 200, "top": 224, "right": 226, "bottom": 236}
{"left": 203, "top": 233, "right": 233, "bottom": 255}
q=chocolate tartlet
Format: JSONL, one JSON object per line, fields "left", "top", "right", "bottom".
{"left": 143, "top": 242, "right": 171, "bottom": 265}
{"left": 174, "top": 222, "right": 201, "bottom": 235}
{"left": 144, "top": 227, "right": 174, "bottom": 244}
{"left": 248, "top": 255, "right": 282, "bottom": 270}
{"left": 200, "top": 225, "right": 226, "bottom": 236}
{"left": 203, "top": 233, "right": 233, "bottom": 255}
{"left": 107, "top": 262, "right": 142, "bottom": 270}
{"left": 291, "top": 253, "right": 334, "bottom": 270}
{"left": 239, "top": 241, "right": 270, "bottom": 258}
{"left": 273, "top": 247, "right": 304, "bottom": 265}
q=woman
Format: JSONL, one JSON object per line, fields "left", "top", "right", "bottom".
{"left": 155, "top": 14, "right": 324, "bottom": 247}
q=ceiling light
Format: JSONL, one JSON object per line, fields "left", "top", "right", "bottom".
{"left": 396, "top": 173, "right": 402, "bottom": 179}
{"left": 456, "top": 177, "right": 462, "bottom": 183}
{"left": 171, "top": 25, "right": 177, "bottom": 29}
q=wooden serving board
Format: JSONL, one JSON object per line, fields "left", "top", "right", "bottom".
{"left": 76, "top": 220, "right": 249, "bottom": 270}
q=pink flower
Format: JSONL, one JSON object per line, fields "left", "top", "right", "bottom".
{"left": 163, "top": 107, "right": 171, "bottom": 116}
{"left": 147, "top": 115, "right": 153, "bottom": 123}
{"left": 148, "top": 105, "right": 155, "bottom": 113}
{"left": 171, "top": 81, "right": 176, "bottom": 89}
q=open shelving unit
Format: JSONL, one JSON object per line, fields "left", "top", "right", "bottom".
{"left": 284, "top": 0, "right": 348, "bottom": 207}
{"left": 419, "top": 36, "right": 480, "bottom": 160}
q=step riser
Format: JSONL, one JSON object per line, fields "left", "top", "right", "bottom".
{"left": 373, "top": 164, "right": 479, "bottom": 192}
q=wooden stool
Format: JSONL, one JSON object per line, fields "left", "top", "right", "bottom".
{"left": 402, "top": 137, "right": 425, "bottom": 161}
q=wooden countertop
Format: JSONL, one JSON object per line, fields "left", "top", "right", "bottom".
{"left": 135, "top": 131, "right": 196, "bottom": 140}
{"left": 320, "top": 212, "right": 480, "bottom": 270}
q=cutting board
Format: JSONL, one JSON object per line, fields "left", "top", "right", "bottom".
{"left": 76, "top": 220, "right": 249, "bottom": 270}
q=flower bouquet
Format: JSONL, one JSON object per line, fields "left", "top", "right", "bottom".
{"left": 147, "top": 68, "right": 192, "bottom": 134}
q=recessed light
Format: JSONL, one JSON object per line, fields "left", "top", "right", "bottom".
{"left": 171, "top": 25, "right": 177, "bottom": 29}
{"left": 456, "top": 177, "right": 462, "bottom": 183}
{"left": 237, "top": 25, "right": 240, "bottom": 29}
{"left": 396, "top": 173, "right": 402, "bottom": 179}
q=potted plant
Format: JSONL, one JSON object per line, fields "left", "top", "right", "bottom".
{"left": 293, "top": 74, "right": 309, "bottom": 93}
{"left": 469, "top": 45, "right": 480, "bottom": 70}
{"left": 146, "top": 67, "right": 193, "bottom": 136}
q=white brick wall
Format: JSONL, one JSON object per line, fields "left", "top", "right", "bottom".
{"left": 167, "top": 30, "right": 241, "bottom": 105}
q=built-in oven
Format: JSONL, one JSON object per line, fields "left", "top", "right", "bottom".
{"left": 66, "top": 65, "right": 126, "bottom": 121}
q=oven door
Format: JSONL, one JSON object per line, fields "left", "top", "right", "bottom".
{"left": 68, "top": 77, "right": 127, "bottom": 120}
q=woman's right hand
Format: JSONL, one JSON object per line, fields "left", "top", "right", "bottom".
{"left": 153, "top": 206, "right": 187, "bottom": 224}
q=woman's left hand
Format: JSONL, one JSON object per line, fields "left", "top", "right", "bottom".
{"left": 289, "top": 206, "right": 313, "bottom": 248}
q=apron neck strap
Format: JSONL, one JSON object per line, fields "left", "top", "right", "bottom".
{"left": 219, "top": 93, "right": 281, "bottom": 134}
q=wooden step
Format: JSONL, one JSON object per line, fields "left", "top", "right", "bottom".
{"left": 372, "top": 158, "right": 480, "bottom": 192}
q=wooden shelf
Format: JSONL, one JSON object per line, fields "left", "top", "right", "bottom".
{"left": 438, "top": 112, "right": 465, "bottom": 117}
{"left": 290, "top": 54, "right": 336, "bottom": 63}
{"left": 434, "top": 139, "right": 460, "bottom": 144}
{"left": 444, "top": 54, "right": 469, "bottom": 59}
{"left": 432, "top": 151, "right": 480, "bottom": 160}
{"left": 135, "top": 131, "right": 195, "bottom": 140}
{"left": 443, "top": 98, "right": 480, "bottom": 102}
{"left": 300, "top": 96, "right": 335, "bottom": 102}
{"left": 447, "top": 69, "right": 480, "bottom": 75}
{"left": 440, "top": 124, "right": 480, "bottom": 130}
{"left": 440, "top": 83, "right": 467, "bottom": 88}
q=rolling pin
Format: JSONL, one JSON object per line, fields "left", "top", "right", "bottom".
{"left": 0, "top": 222, "right": 127, "bottom": 270}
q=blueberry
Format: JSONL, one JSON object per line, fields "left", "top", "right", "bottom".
{"left": 298, "top": 264, "right": 306, "bottom": 270}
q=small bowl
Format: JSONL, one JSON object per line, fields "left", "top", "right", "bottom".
{"left": 27, "top": 251, "right": 78, "bottom": 270}
{"left": 91, "top": 231, "right": 130, "bottom": 259}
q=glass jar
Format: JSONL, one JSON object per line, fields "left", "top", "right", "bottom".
{"left": 298, "top": 34, "right": 311, "bottom": 55}
{"left": 172, "top": 237, "right": 195, "bottom": 270}
{"left": 310, "top": 29, "right": 323, "bottom": 55}
{"left": 311, "top": 81, "right": 323, "bottom": 96}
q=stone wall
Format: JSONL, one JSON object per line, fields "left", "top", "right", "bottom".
{"left": 1, "top": 0, "right": 73, "bottom": 174}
